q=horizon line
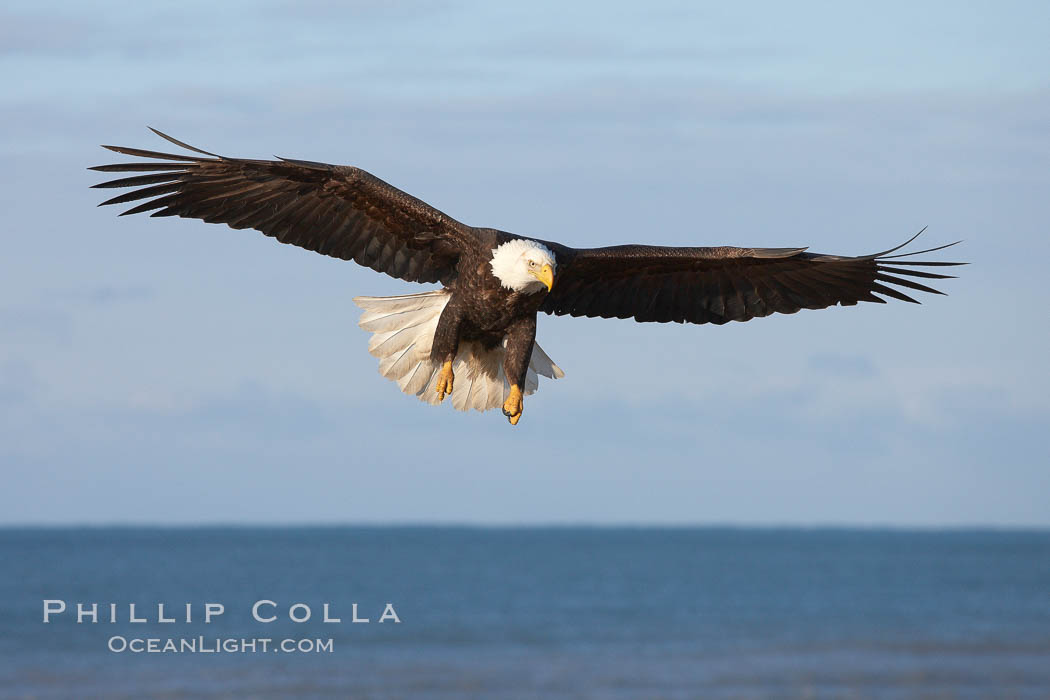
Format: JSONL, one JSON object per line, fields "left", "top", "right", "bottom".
{"left": 1, "top": 521, "right": 1048, "bottom": 532}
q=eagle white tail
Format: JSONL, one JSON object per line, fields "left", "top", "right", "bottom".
{"left": 353, "top": 290, "right": 564, "bottom": 412}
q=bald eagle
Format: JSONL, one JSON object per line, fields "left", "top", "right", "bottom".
{"left": 92, "top": 129, "right": 962, "bottom": 425}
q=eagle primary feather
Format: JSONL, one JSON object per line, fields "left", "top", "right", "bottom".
{"left": 92, "top": 129, "right": 964, "bottom": 425}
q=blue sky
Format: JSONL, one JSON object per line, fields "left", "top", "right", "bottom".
{"left": 1, "top": 0, "right": 1047, "bottom": 525}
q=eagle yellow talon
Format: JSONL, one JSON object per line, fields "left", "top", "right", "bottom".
{"left": 435, "top": 361, "right": 454, "bottom": 401}
{"left": 502, "top": 384, "right": 523, "bottom": 425}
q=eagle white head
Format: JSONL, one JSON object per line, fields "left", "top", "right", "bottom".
{"left": 490, "top": 239, "right": 556, "bottom": 293}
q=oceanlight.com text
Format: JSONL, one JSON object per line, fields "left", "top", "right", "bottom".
{"left": 107, "top": 636, "right": 334, "bottom": 654}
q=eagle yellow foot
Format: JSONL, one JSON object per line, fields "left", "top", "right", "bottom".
{"left": 502, "top": 384, "right": 523, "bottom": 425}
{"left": 435, "top": 361, "right": 454, "bottom": 402}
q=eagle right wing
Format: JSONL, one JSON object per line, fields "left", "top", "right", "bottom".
{"left": 92, "top": 129, "right": 479, "bottom": 285}
{"left": 539, "top": 231, "right": 963, "bottom": 324}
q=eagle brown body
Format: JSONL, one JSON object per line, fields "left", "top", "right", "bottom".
{"left": 433, "top": 229, "right": 549, "bottom": 409}
{"left": 92, "top": 129, "right": 963, "bottom": 425}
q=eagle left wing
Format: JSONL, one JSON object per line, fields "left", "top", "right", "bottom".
{"left": 91, "top": 129, "right": 478, "bottom": 285}
{"left": 539, "top": 231, "right": 963, "bottom": 324}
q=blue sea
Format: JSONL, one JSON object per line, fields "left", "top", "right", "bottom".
{"left": 1, "top": 527, "right": 1048, "bottom": 699}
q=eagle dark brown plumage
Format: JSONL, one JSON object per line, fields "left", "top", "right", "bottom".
{"left": 92, "top": 129, "right": 964, "bottom": 425}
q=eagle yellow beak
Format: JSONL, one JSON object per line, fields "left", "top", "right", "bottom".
{"left": 530, "top": 264, "right": 554, "bottom": 292}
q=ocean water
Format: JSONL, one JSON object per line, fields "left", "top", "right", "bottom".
{"left": 0, "top": 527, "right": 1048, "bottom": 699}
